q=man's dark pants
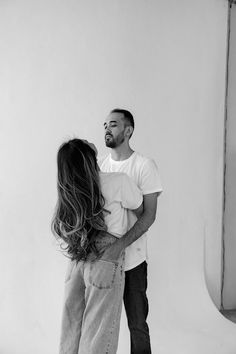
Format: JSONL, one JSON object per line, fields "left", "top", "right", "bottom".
{"left": 123, "top": 261, "right": 151, "bottom": 354}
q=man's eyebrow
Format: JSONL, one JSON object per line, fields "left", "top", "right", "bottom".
{"left": 103, "top": 120, "right": 117, "bottom": 126}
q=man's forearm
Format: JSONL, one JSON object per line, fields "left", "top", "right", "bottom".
{"left": 116, "top": 213, "right": 155, "bottom": 251}
{"left": 100, "top": 193, "right": 159, "bottom": 261}
{"left": 116, "top": 192, "right": 159, "bottom": 252}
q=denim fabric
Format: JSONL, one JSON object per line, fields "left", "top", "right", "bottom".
{"left": 59, "top": 237, "right": 125, "bottom": 354}
{"left": 124, "top": 261, "right": 151, "bottom": 354}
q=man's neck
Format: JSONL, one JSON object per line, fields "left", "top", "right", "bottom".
{"left": 110, "top": 145, "right": 134, "bottom": 161}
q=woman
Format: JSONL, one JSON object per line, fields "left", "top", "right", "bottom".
{"left": 52, "top": 138, "right": 143, "bottom": 354}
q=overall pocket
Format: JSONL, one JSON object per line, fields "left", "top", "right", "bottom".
{"left": 89, "top": 259, "right": 119, "bottom": 289}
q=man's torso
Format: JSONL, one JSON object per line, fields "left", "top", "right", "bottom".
{"left": 99, "top": 151, "right": 162, "bottom": 271}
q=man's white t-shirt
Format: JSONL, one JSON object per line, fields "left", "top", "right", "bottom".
{"left": 99, "top": 171, "right": 143, "bottom": 237}
{"left": 99, "top": 152, "right": 163, "bottom": 271}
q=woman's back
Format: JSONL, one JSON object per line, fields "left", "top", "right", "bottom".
{"left": 99, "top": 171, "right": 142, "bottom": 238}
{"left": 52, "top": 138, "right": 142, "bottom": 262}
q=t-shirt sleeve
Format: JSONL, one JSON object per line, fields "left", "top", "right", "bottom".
{"left": 140, "top": 159, "right": 163, "bottom": 195}
{"left": 120, "top": 174, "right": 143, "bottom": 210}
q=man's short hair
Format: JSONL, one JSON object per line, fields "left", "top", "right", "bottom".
{"left": 110, "top": 108, "right": 134, "bottom": 130}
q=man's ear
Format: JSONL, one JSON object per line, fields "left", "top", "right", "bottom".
{"left": 125, "top": 126, "right": 134, "bottom": 139}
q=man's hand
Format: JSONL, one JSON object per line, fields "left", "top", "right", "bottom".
{"left": 100, "top": 239, "right": 123, "bottom": 262}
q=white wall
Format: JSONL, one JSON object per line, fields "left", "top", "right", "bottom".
{"left": 224, "top": 4, "right": 236, "bottom": 310}
{"left": 0, "top": 1, "right": 234, "bottom": 353}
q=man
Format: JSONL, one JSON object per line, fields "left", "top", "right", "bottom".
{"left": 99, "top": 108, "right": 163, "bottom": 354}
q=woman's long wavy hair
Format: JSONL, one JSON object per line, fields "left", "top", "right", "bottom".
{"left": 51, "top": 138, "right": 107, "bottom": 262}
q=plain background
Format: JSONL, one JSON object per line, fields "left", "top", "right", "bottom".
{"left": 1, "top": 0, "right": 236, "bottom": 353}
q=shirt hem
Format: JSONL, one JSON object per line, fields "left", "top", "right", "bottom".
{"left": 143, "top": 188, "right": 163, "bottom": 195}
{"left": 124, "top": 256, "right": 147, "bottom": 272}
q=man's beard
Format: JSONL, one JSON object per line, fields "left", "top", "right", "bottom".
{"left": 105, "top": 138, "right": 116, "bottom": 148}
{"left": 105, "top": 133, "right": 125, "bottom": 148}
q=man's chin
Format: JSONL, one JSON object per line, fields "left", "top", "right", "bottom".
{"left": 105, "top": 141, "right": 115, "bottom": 148}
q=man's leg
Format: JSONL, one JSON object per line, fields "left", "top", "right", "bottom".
{"left": 123, "top": 261, "right": 151, "bottom": 354}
